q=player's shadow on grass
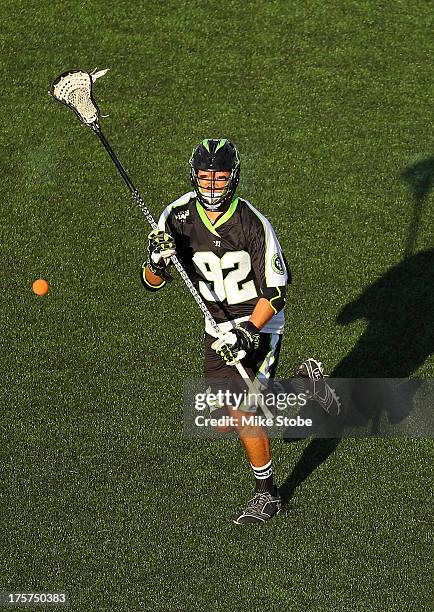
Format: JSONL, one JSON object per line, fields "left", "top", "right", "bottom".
{"left": 280, "top": 160, "right": 433, "bottom": 505}
{"left": 334, "top": 248, "right": 434, "bottom": 378}
{"left": 279, "top": 437, "right": 341, "bottom": 506}
{"left": 279, "top": 248, "right": 434, "bottom": 506}
{"left": 401, "top": 156, "right": 434, "bottom": 258}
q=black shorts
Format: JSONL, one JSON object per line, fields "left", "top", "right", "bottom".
{"left": 204, "top": 332, "right": 283, "bottom": 413}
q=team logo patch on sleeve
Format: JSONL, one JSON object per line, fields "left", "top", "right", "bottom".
{"left": 272, "top": 253, "right": 284, "bottom": 274}
{"left": 175, "top": 210, "right": 190, "bottom": 221}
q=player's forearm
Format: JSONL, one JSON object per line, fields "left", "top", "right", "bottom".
{"left": 250, "top": 284, "right": 286, "bottom": 329}
{"left": 146, "top": 266, "right": 165, "bottom": 285}
{"left": 141, "top": 265, "right": 166, "bottom": 291}
{"left": 249, "top": 298, "right": 276, "bottom": 330}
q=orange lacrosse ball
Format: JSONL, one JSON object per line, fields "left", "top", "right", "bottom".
{"left": 32, "top": 278, "right": 49, "bottom": 296}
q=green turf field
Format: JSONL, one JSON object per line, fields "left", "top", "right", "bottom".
{"left": 1, "top": 1, "right": 433, "bottom": 610}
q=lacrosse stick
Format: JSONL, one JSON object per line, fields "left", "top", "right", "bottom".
{"left": 50, "top": 69, "right": 273, "bottom": 419}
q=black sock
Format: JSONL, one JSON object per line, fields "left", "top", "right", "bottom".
{"left": 251, "top": 460, "right": 277, "bottom": 496}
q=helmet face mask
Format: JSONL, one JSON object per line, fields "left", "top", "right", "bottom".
{"left": 190, "top": 139, "right": 240, "bottom": 211}
{"left": 196, "top": 169, "right": 232, "bottom": 208}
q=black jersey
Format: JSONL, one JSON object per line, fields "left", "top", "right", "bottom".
{"left": 158, "top": 192, "right": 290, "bottom": 335}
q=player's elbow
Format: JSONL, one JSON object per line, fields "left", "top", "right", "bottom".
{"left": 262, "top": 286, "right": 286, "bottom": 314}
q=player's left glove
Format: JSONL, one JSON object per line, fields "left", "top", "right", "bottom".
{"left": 211, "top": 321, "right": 261, "bottom": 366}
{"left": 146, "top": 229, "right": 176, "bottom": 280}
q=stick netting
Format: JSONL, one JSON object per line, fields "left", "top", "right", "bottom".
{"left": 51, "top": 69, "right": 108, "bottom": 126}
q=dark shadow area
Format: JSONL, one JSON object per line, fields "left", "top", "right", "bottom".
{"left": 280, "top": 243, "right": 434, "bottom": 506}
{"left": 334, "top": 249, "right": 434, "bottom": 377}
{"left": 279, "top": 438, "right": 340, "bottom": 506}
{"left": 329, "top": 249, "right": 434, "bottom": 436}
{"left": 401, "top": 157, "right": 434, "bottom": 258}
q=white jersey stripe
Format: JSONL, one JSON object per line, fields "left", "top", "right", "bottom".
{"left": 242, "top": 199, "right": 288, "bottom": 287}
{"left": 157, "top": 191, "right": 195, "bottom": 230}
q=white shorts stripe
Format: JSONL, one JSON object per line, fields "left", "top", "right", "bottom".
{"left": 255, "top": 334, "right": 281, "bottom": 388}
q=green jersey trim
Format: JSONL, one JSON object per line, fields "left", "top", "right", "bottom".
{"left": 255, "top": 334, "right": 280, "bottom": 387}
{"left": 214, "top": 197, "right": 239, "bottom": 229}
{"left": 269, "top": 286, "right": 282, "bottom": 314}
{"left": 196, "top": 201, "right": 220, "bottom": 236}
{"left": 195, "top": 197, "right": 239, "bottom": 237}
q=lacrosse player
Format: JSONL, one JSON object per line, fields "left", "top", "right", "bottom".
{"left": 142, "top": 139, "right": 337, "bottom": 524}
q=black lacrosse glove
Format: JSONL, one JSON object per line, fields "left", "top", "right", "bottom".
{"left": 146, "top": 229, "right": 176, "bottom": 280}
{"left": 211, "top": 321, "right": 261, "bottom": 366}
{"left": 234, "top": 321, "right": 261, "bottom": 353}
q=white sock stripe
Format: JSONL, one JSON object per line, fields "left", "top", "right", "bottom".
{"left": 254, "top": 469, "right": 273, "bottom": 480}
{"left": 250, "top": 460, "right": 272, "bottom": 472}
{"left": 251, "top": 460, "right": 273, "bottom": 479}
{"left": 253, "top": 465, "right": 273, "bottom": 475}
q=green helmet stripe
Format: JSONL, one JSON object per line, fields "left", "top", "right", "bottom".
{"left": 215, "top": 138, "right": 228, "bottom": 152}
{"left": 201, "top": 139, "right": 210, "bottom": 152}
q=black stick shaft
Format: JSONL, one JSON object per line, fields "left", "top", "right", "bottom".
{"left": 94, "top": 126, "right": 136, "bottom": 193}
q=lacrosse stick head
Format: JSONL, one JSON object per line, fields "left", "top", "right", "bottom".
{"left": 50, "top": 68, "right": 108, "bottom": 128}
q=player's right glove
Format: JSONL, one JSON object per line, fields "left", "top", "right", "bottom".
{"left": 146, "top": 229, "right": 176, "bottom": 280}
{"left": 211, "top": 321, "right": 261, "bottom": 366}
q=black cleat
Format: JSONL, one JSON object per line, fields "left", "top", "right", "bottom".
{"left": 294, "top": 358, "right": 341, "bottom": 416}
{"left": 233, "top": 492, "right": 282, "bottom": 524}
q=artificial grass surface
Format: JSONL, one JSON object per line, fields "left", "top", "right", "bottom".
{"left": 1, "top": 1, "right": 433, "bottom": 610}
